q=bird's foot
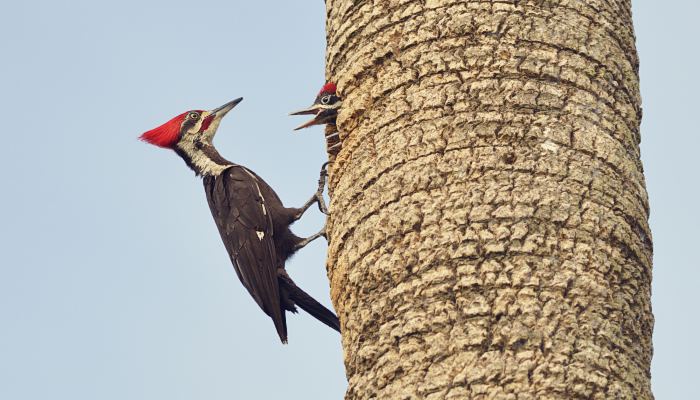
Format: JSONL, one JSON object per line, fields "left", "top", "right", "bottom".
{"left": 295, "top": 162, "right": 331, "bottom": 220}
{"left": 315, "top": 162, "right": 330, "bottom": 215}
{"left": 293, "top": 226, "right": 327, "bottom": 251}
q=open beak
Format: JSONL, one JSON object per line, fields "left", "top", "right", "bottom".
{"left": 211, "top": 97, "right": 243, "bottom": 119}
{"left": 290, "top": 105, "right": 338, "bottom": 131}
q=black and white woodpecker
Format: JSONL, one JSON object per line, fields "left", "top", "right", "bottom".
{"left": 291, "top": 82, "right": 342, "bottom": 158}
{"left": 140, "top": 98, "right": 339, "bottom": 343}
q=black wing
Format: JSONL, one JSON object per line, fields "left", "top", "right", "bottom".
{"left": 204, "top": 166, "right": 288, "bottom": 342}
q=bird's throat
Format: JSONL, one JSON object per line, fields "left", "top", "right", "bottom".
{"left": 175, "top": 140, "right": 232, "bottom": 177}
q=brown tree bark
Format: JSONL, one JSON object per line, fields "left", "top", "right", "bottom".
{"left": 323, "top": 1, "right": 652, "bottom": 398}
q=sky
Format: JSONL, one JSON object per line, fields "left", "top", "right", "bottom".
{"left": 0, "top": 1, "right": 696, "bottom": 399}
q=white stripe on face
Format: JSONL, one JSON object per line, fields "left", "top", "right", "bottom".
{"left": 176, "top": 112, "right": 229, "bottom": 177}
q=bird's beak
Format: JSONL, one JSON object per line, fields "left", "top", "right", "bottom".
{"left": 201, "top": 98, "right": 243, "bottom": 138}
{"left": 289, "top": 105, "right": 321, "bottom": 116}
{"left": 290, "top": 105, "right": 338, "bottom": 131}
{"left": 293, "top": 116, "right": 324, "bottom": 131}
{"left": 210, "top": 97, "right": 243, "bottom": 119}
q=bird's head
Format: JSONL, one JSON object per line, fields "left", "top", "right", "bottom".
{"left": 140, "top": 98, "right": 243, "bottom": 176}
{"left": 140, "top": 98, "right": 243, "bottom": 149}
{"left": 290, "top": 83, "right": 342, "bottom": 131}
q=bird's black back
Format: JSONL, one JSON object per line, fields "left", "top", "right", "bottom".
{"left": 203, "top": 165, "right": 289, "bottom": 342}
{"left": 203, "top": 165, "right": 341, "bottom": 342}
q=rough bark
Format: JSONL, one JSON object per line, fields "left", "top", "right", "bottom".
{"left": 324, "top": 1, "right": 652, "bottom": 399}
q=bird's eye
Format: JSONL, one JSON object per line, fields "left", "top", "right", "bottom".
{"left": 188, "top": 112, "right": 200, "bottom": 120}
{"left": 321, "top": 95, "right": 332, "bottom": 105}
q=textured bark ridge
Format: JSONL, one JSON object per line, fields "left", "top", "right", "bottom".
{"left": 324, "top": 0, "right": 652, "bottom": 399}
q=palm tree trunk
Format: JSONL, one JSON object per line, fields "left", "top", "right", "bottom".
{"left": 324, "top": 1, "right": 652, "bottom": 398}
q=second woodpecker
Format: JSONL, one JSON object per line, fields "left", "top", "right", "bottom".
{"left": 291, "top": 82, "right": 342, "bottom": 158}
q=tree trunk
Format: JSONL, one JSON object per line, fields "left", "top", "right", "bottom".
{"left": 324, "top": 1, "right": 652, "bottom": 399}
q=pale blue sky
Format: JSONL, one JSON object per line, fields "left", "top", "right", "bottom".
{"left": 0, "top": 1, "right": 696, "bottom": 399}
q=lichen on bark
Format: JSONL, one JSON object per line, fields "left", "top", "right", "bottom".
{"left": 324, "top": 1, "right": 652, "bottom": 399}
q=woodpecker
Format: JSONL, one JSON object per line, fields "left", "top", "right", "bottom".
{"left": 140, "top": 98, "right": 339, "bottom": 343}
{"left": 290, "top": 82, "right": 342, "bottom": 157}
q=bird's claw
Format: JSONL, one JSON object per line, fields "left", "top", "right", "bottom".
{"left": 316, "top": 162, "right": 331, "bottom": 215}
{"left": 316, "top": 193, "right": 329, "bottom": 215}
{"left": 293, "top": 225, "right": 328, "bottom": 251}
{"left": 294, "top": 162, "right": 333, "bottom": 220}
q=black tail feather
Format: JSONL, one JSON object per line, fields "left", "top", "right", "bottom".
{"left": 278, "top": 275, "right": 341, "bottom": 333}
{"left": 277, "top": 312, "right": 288, "bottom": 344}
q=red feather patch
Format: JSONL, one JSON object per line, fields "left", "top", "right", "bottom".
{"left": 139, "top": 112, "right": 188, "bottom": 148}
{"left": 318, "top": 82, "right": 337, "bottom": 96}
{"left": 199, "top": 114, "right": 215, "bottom": 133}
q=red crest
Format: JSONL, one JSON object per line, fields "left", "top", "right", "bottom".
{"left": 139, "top": 112, "right": 188, "bottom": 148}
{"left": 318, "top": 82, "right": 337, "bottom": 96}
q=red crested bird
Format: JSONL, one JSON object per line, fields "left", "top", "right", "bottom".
{"left": 291, "top": 82, "right": 342, "bottom": 157}
{"left": 140, "top": 98, "right": 339, "bottom": 343}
